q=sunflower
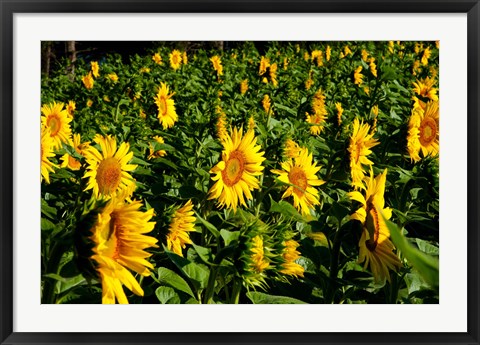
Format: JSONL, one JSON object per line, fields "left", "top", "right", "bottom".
{"left": 169, "top": 49, "right": 182, "bottom": 70}
{"left": 154, "top": 82, "right": 178, "bottom": 130}
{"left": 148, "top": 135, "right": 167, "bottom": 160}
{"left": 90, "top": 61, "right": 100, "bottom": 78}
{"left": 166, "top": 200, "right": 197, "bottom": 257}
{"left": 240, "top": 79, "right": 248, "bottom": 95}
{"left": 208, "top": 127, "right": 265, "bottom": 211}
{"left": 344, "top": 45, "right": 352, "bottom": 56}
{"left": 268, "top": 63, "right": 278, "bottom": 87}
{"left": 90, "top": 197, "right": 158, "bottom": 304}
{"left": 272, "top": 147, "right": 325, "bottom": 216}
{"left": 250, "top": 235, "right": 270, "bottom": 273}
{"left": 262, "top": 94, "right": 271, "bottom": 114}
{"left": 183, "top": 51, "right": 188, "bottom": 65}
{"left": 369, "top": 57, "right": 377, "bottom": 77}
{"left": 284, "top": 139, "right": 302, "bottom": 159}
{"left": 407, "top": 100, "right": 439, "bottom": 162}
{"left": 210, "top": 55, "right": 223, "bottom": 76}
{"left": 335, "top": 102, "right": 343, "bottom": 125}
{"left": 361, "top": 49, "right": 369, "bottom": 62}
{"left": 311, "top": 50, "right": 323, "bottom": 67}
{"left": 66, "top": 101, "right": 76, "bottom": 118}
{"left": 60, "top": 133, "right": 90, "bottom": 171}
{"left": 306, "top": 88, "right": 328, "bottom": 135}
{"left": 87, "top": 99, "right": 93, "bottom": 107}
{"left": 215, "top": 108, "right": 229, "bottom": 143}
{"left": 152, "top": 52, "right": 162, "bottom": 65}
{"left": 248, "top": 116, "right": 256, "bottom": 131}
{"left": 41, "top": 101, "right": 73, "bottom": 151}
{"left": 280, "top": 239, "right": 304, "bottom": 277}
{"left": 413, "top": 76, "right": 438, "bottom": 101}
{"left": 82, "top": 72, "right": 94, "bottom": 90}
{"left": 259, "top": 56, "right": 270, "bottom": 75}
{"left": 348, "top": 118, "right": 379, "bottom": 189}
{"left": 41, "top": 127, "right": 57, "bottom": 184}
{"left": 354, "top": 66, "right": 364, "bottom": 85}
{"left": 348, "top": 169, "right": 402, "bottom": 282}
{"left": 421, "top": 46, "right": 432, "bottom": 66}
{"left": 83, "top": 134, "right": 137, "bottom": 199}
{"left": 107, "top": 73, "right": 118, "bottom": 83}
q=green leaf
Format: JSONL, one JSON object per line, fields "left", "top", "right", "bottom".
{"left": 155, "top": 286, "right": 181, "bottom": 304}
{"left": 415, "top": 238, "right": 439, "bottom": 256}
{"left": 246, "top": 292, "right": 307, "bottom": 304}
{"left": 164, "top": 249, "right": 210, "bottom": 289}
{"left": 274, "top": 103, "right": 297, "bottom": 116}
{"left": 384, "top": 217, "right": 439, "bottom": 288}
{"left": 157, "top": 267, "right": 195, "bottom": 298}
{"left": 41, "top": 218, "right": 56, "bottom": 231}
{"left": 194, "top": 211, "right": 220, "bottom": 237}
{"left": 220, "top": 229, "right": 240, "bottom": 246}
{"left": 56, "top": 274, "right": 86, "bottom": 294}
{"left": 269, "top": 197, "right": 305, "bottom": 222}
{"left": 191, "top": 244, "right": 213, "bottom": 265}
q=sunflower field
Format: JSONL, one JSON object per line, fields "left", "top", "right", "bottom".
{"left": 41, "top": 41, "right": 439, "bottom": 304}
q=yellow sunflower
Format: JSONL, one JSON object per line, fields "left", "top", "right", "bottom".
{"left": 166, "top": 200, "right": 197, "bottom": 257}
{"left": 66, "top": 101, "right": 76, "bottom": 118}
{"left": 280, "top": 239, "right": 304, "bottom": 277}
{"left": 60, "top": 133, "right": 90, "bottom": 171}
{"left": 240, "top": 79, "right": 248, "bottom": 95}
{"left": 148, "top": 135, "right": 167, "bottom": 160}
{"left": 82, "top": 72, "right": 94, "bottom": 90}
{"left": 152, "top": 52, "right": 162, "bottom": 65}
{"left": 215, "top": 108, "right": 229, "bottom": 143}
{"left": 361, "top": 49, "right": 369, "bottom": 62}
{"left": 259, "top": 56, "right": 270, "bottom": 75}
{"left": 41, "top": 128, "right": 57, "bottom": 184}
{"left": 306, "top": 88, "right": 328, "bottom": 135}
{"left": 272, "top": 147, "right": 325, "bottom": 216}
{"left": 407, "top": 100, "right": 439, "bottom": 162}
{"left": 348, "top": 169, "right": 402, "bottom": 282}
{"left": 208, "top": 127, "right": 266, "bottom": 211}
{"left": 348, "top": 118, "right": 379, "bottom": 189}
{"left": 83, "top": 134, "right": 137, "bottom": 199}
{"left": 248, "top": 116, "right": 256, "bottom": 131}
{"left": 326, "top": 45, "right": 331, "bottom": 61}
{"left": 354, "top": 66, "right": 364, "bottom": 85}
{"left": 311, "top": 50, "right": 323, "bottom": 67}
{"left": 169, "top": 49, "right": 182, "bottom": 70}
{"left": 90, "top": 197, "right": 158, "bottom": 304}
{"left": 91, "top": 61, "right": 100, "bottom": 78}
{"left": 183, "top": 51, "right": 188, "bottom": 65}
{"left": 344, "top": 45, "right": 352, "bottom": 56}
{"left": 284, "top": 139, "right": 302, "bottom": 159}
{"left": 262, "top": 94, "right": 272, "bottom": 114}
{"left": 413, "top": 76, "right": 438, "bottom": 101}
{"left": 107, "top": 73, "right": 118, "bottom": 83}
{"left": 250, "top": 235, "right": 270, "bottom": 273}
{"left": 41, "top": 101, "right": 73, "bottom": 151}
{"left": 421, "top": 46, "right": 432, "bottom": 66}
{"left": 154, "top": 82, "right": 178, "bottom": 130}
{"left": 210, "top": 55, "right": 223, "bottom": 76}
{"left": 369, "top": 57, "right": 377, "bottom": 77}
{"left": 335, "top": 102, "right": 343, "bottom": 125}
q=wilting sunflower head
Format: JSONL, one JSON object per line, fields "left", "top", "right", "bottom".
{"left": 208, "top": 127, "right": 265, "bottom": 212}
{"left": 154, "top": 82, "right": 178, "bottom": 130}
{"left": 348, "top": 169, "right": 402, "bottom": 282}
{"left": 148, "top": 135, "right": 167, "bottom": 160}
{"left": 421, "top": 46, "right": 432, "bottom": 66}
{"left": 89, "top": 197, "right": 158, "bottom": 304}
{"left": 354, "top": 66, "right": 364, "bottom": 85}
{"left": 348, "top": 118, "right": 379, "bottom": 189}
{"left": 210, "top": 55, "right": 223, "bottom": 76}
{"left": 40, "top": 127, "right": 57, "bottom": 184}
{"left": 272, "top": 147, "right": 325, "bottom": 216}
{"left": 326, "top": 45, "right": 331, "bottom": 61}
{"left": 166, "top": 200, "right": 197, "bottom": 257}
{"left": 407, "top": 100, "right": 439, "bottom": 162}
{"left": 83, "top": 134, "right": 137, "bottom": 200}
{"left": 41, "top": 101, "right": 73, "bottom": 151}
{"left": 169, "top": 49, "right": 182, "bottom": 70}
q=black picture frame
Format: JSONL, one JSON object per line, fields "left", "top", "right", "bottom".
{"left": 1, "top": 1, "right": 479, "bottom": 344}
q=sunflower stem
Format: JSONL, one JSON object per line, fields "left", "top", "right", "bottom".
{"left": 41, "top": 242, "right": 64, "bottom": 304}
{"left": 231, "top": 278, "right": 242, "bottom": 304}
{"left": 326, "top": 220, "right": 343, "bottom": 304}
{"left": 204, "top": 266, "right": 217, "bottom": 304}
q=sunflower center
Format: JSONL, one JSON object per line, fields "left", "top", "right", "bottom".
{"left": 222, "top": 151, "right": 245, "bottom": 186}
{"left": 289, "top": 166, "right": 308, "bottom": 196}
{"left": 106, "top": 212, "right": 122, "bottom": 260}
{"left": 365, "top": 203, "right": 380, "bottom": 251}
{"left": 158, "top": 97, "right": 168, "bottom": 115}
{"left": 172, "top": 55, "right": 179, "bottom": 65}
{"left": 47, "top": 115, "right": 61, "bottom": 136}
{"left": 354, "top": 141, "right": 363, "bottom": 164}
{"left": 419, "top": 117, "right": 437, "bottom": 146}
{"left": 96, "top": 157, "right": 122, "bottom": 195}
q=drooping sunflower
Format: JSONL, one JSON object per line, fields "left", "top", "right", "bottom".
{"left": 166, "top": 200, "right": 197, "bottom": 257}
{"left": 250, "top": 235, "right": 270, "bottom": 273}
{"left": 210, "top": 55, "right": 223, "bottom": 76}
{"left": 208, "top": 127, "right": 265, "bottom": 211}
{"left": 169, "top": 49, "right": 182, "bottom": 70}
{"left": 148, "top": 135, "right": 167, "bottom": 160}
{"left": 41, "top": 101, "right": 73, "bottom": 150}
{"left": 335, "top": 102, "right": 343, "bottom": 125}
{"left": 413, "top": 76, "right": 438, "bottom": 101}
{"left": 60, "top": 133, "right": 90, "bottom": 171}
{"left": 348, "top": 118, "right": 379, "bottom": 189}
{"left": 259, "top": 56, "right": 270, "bottom": 75}
{"left": 215, "top": 107, "right": 229, "bottom": 143}
{"left": 90, "top": 197, "right": 158, "bottom": 304}
{"left": 311, "top": 50, "right": 323, "bottom": 67}
{"left": 182, "top": 51, "right": 188, "bottom": 65}
{"left": 421, "top": 46, "right": 432, "bottom": 66}
{"left": 82, "top": 72, "right": 94, "bottom": 90}
{"left": 369, "top": 57, "right": 377, "bottom": 77}
{"left": 284, "top": 139, "right": 302, "bottom": 159}
{"left": 272, "top": 147, "right": 325, "bottom": 216}
{"left": 354, "top": 66, "right": 364, "bottom": 85}
{"left": 91, "top": 61, "right": 100, "bottom": 78}
{"left": 326, "top": 45, "right": 331, "bottom": 61}
{"left": 279, "top": 239, "right": 304, "bottom": 278}
{"left": 348, "top": 169, "right": 402, "bottom": 282}
{"left": 240, "top": 79, "right": 248, "bottom": 95}
{"left": 154, "top": 82, "right": 178, "bottom": 130}
{"left": 262, "top": 94, "right": 272, "bottom": 115}
{"left": 407, "top": 100, "right": 439, "bottom": 162}
{"left": 83, "top": 134, "right": 137, "bottom": 199}
{"left": 66, "top": 101, "right": 76, "bottom": 119}
{"left": 41, "top": 127, "right": 57, "bottom": 184}
{"left": 306, "top": 89, "right": 328, "bottom": 135}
